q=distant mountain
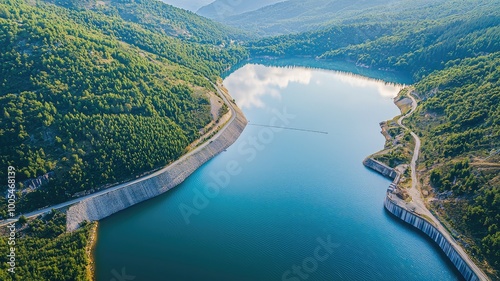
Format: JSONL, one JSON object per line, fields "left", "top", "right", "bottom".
{"left": 248, "top": 0, "right": 500, "bottom": 79}
{"left": 197, "top": 0, "right": 283, "bottom": 20}
{"left": 45, "top": 0, "right": 247, "bottom": 43}
{"left": 159, "top": 0, "right": 213, "bottom": 12}
{"left": 221, "top": 0, "right": 400, "bottom": 36}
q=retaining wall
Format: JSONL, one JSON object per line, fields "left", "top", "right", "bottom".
{"left": 384, "top": 196, "right": 480, "bottom": 281}
{"left": 363, "top": 158, "right": 398, "bottom": 179}
{"left": 363, "top": 157, "right": 485, "bottom": 281}
{"left": 66, "top": 104, "right": 247, "bottom": 231}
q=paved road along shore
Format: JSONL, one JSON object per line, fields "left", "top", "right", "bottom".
{"left": 380, "top": 92, "right": 489, "bottom": 281}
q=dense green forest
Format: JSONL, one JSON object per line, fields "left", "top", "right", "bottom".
{"left": 0, "top": 1, "right": 247, "bottom": 279}
{"left": 41, "top": 0, "right": 249, "bottom": 78}
{"left": 0, "top": 210, "right": 94, "bottom": 281}
{"left": 408, "top": 53, "right": 500, "bottom": 272}
{"left": 216, "top": 0, "right": 495, "bottom": 37}
{"left": 220, "top": 0, "right": 398, "bottom": 36}
{"left": 248, "top": 0, "right": 500, "bottom": 80}
{"left": 320, "top": 15, "right": 500, "bottom": 80}
{"left": 46, "top": 0, "right": 247, "bottom": 44}
{"left": 197, "top": 0, "right": 283, "bottom": 21}
{"left": 0, "top": 0, "right": 248, "bottom": 214}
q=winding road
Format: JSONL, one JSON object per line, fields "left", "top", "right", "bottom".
{"left": 1, "top": 82, "right": 238, "bottom": 227}
{"left": 396, "top": 93, "right": 489, "bottom": 281}
{"left": 397, "top": 94, "right": 428, "bottom": 215}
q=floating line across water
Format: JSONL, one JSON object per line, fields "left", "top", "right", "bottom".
{"left": 248, "top": 123, "right": 328, "bottom": 135}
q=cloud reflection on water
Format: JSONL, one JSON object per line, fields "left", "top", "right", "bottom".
{"left": 224, "top": 64, "right": 312, "bottom": 109}
{"left": 224, "top": 64, "right": 404, "bottom": 109}
{"left": 333, "top": 72, "right": 404, "bottom": 98}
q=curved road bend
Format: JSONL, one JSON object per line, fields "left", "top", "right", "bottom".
{"left": 1, "top": 82, "right": 238, "bottom": 227}
{"left": 397, "top": 93, "right": 489, "bottom": 280}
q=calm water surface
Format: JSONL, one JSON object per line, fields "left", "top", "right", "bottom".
{"left": 95, "top": 63, "right": 460, "bottom": 280}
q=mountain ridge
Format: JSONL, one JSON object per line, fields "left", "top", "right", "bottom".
{"left": 197, "top": 0, "right": 284, "bottom": 21}
{"left": 221, "top": 0, "right": 400, "bottom": 36}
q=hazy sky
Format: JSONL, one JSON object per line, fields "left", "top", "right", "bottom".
{"left": 159, "top": 0, "right": 214, "bottom": 12}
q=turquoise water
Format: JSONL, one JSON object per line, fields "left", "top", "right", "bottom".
{"left": 95, "top": 63, "right": 460, "bottom": 280}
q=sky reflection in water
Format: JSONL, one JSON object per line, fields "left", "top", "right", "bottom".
{"left": 224, "top": 64, "right": 404, "bottom": 110}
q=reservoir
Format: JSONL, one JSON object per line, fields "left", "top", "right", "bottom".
{"left": 95, "top": 62, "right": 460, "bottom": 280}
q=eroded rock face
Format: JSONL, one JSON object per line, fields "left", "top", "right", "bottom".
{"left": 21, "top": 172, "right": 55, "bottom": 194}
{"left": 66, "top": 106, "right": 247, "bottom": 231}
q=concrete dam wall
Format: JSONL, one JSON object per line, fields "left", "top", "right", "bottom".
{"left": 384, "top": 196, "right": 480, "bottom": 281}
{"left": 363, "top": 158, "right": 484, "bottom": 281}
{"left": 363, "top": 158, "right": 398, "bottom": 179}
{"left": 66, "top": 104, "right": 247, "bottom": 231}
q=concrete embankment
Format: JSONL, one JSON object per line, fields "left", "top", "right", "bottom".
{"left": 384, "top": 196, "right": 480, "bottom": 281}
{"left": 363, "top": 158, "right": 483, "bottom": 281}
{"left": 66, "top": 100, "right": 247, "bottom": 231}
{"left": 363, "top": 158, "right": 398, "bottom": 179}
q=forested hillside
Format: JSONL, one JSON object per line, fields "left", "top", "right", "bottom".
{"left": 0, "top": 0, "right": 248, "bottom": 214}
{"left": 320, "top": 13, "right": 500, "bottom": 80}
{"left": 43, "top": 0, "right": 249, "bottom": 77}
{"left": 197, "top": 0, "right": 283, "bottom": 21}
{"left": 248, "top": 0, "right": 499, "bottom": 80}
{"left": 220, "top": 0, "right": 398, "bottom": 36}
{"left": 220, "top": 0, "right": 497, "bottom": 37}
{"left": 60, "top": 0, "right": 248, "bottom": 44}
{"left": 408, "top": 53, "right": 500, "bottom": 274}
{"left": 159, "top": 0, "right": 212, "bottom": 13}
{"left": 0, "top": 211, "right": 94, "bottom": 281}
